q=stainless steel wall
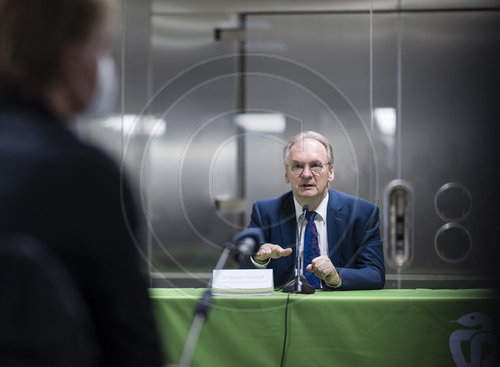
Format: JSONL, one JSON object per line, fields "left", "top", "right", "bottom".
{"left": 242, "top": 10, "right": 500, "bottom": 288}
{"left": 76, "top": 0, "right": 500, "bottom": 288}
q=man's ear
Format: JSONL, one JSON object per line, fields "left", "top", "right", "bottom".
{"left": 59, "top": 44, "right": 97, "bottom": 112}
{"left": 45, "top": 45, "right": 87, "bottom": 119}
{"left": 284, "top": 167, "right": 290, "bottom": 184}
{"left": 328, "top": 164, "right": 334, "bottom": 183}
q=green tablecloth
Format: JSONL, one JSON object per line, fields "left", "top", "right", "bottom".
{"left": 150, "top": 288, "right": 498, "bottom": 367}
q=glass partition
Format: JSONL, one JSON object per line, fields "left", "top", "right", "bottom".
{"left": 76, "top": 0, "right": 500, "bottom": 288}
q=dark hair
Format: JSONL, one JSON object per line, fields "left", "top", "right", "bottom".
{"left": 0, "top": 0, "right": 112, "bottom": 99}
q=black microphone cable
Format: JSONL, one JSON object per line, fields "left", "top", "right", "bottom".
{"left": 279, "top": 292, "right": 291, "bottom": 367}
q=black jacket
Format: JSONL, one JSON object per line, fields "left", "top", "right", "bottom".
{"left": 0, "top": 85, "right": 163, "bottom": 366}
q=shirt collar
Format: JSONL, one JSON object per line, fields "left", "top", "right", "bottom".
{"left": 293, "top": 192, "right": 329, "bottom": 222}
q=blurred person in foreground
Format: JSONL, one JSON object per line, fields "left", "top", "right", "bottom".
{"left": 241, "top": 131, "right": 385, "bottom": 290}
{"left": 0, "top": 0, "right": 164, "bottom": 365}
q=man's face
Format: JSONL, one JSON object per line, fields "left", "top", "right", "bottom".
{"left": 64, "top": 22, "right": 110, "bottom": 114}
{"left": 284, "top": 138, "right": 334, "bottom": 205}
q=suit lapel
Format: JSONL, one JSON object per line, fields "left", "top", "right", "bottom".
{"left": 279, "top": 193, "right": 297, "bottom": 269}
{"left": 327, "top": 189, "right": 345, "bottom": 267}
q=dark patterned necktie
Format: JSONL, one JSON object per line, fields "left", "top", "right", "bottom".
{"left": 303, "top": 211, "right": 321, "bottom": 288}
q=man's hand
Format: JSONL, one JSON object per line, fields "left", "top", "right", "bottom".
{"left": 306, "top": 256, "right": 341, "bottom": 286}
{"left": 253, "top": 243, "right": 293, "bottom": 263}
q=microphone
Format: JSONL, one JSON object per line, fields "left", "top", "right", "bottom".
{"left": 232, "top": 228, "right": 264, "bottom": 264}
{"left": 296, "top": 205, "right": 308, "bottom": 289}
{"left": 282, "top": 204, "right": 315, "bottom": 294}
{"left": 296, "top": 205, "right": 309, "bottom": 292}
{"left": 180, "top": 227, "right": 264, "bottom": 367}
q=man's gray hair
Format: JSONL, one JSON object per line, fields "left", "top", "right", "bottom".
{"left": 282, "top": 131, "right": 334, "bottom": 166}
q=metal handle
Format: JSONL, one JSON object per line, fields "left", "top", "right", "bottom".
{"left": 384, "top": 179, "right": 413, "bottom": 268}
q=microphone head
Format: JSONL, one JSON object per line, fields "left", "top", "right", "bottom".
{"left": 302, "top": 204, "right": 309, "bottom": 212}
{"left": 232, "top": 228, "right": 264, "bottom": 264}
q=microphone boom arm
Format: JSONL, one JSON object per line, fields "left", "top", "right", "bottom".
{"left": 179, "top": 228, "right": 263, "bottom": 367}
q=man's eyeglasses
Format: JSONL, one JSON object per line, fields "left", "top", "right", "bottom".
{"left": 288, "top": 161, "right": 331, "bottom": 176}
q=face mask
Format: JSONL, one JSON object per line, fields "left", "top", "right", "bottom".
{"left": 78, "top": 54, "right": 118, "bottom": 120}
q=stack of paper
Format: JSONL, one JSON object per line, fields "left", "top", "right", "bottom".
{"left": 211, "top": 269, "right": 274, "bottom": 296}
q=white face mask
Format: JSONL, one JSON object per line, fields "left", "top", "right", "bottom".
{"left": 79, "top": 54, "right": 118, "bottom": 119}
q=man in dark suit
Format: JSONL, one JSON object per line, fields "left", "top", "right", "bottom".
{"left": 241, "top": 131, "right": 385, "bottom": 290}
{"left": 0, "top": 0, "right": 163, "bottom": 365}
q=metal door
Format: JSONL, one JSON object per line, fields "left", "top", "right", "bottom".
{"left": 241, "top": 10, "right": 500, "bottom": 287}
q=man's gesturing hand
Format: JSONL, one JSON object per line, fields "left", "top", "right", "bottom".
{"left": 253, "top": 243, "right": 293, "bottom": 264}
{"left": 306, "top": 256, "right": 341, "bottom": 286}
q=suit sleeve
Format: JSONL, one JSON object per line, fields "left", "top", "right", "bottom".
{"left": 327, "top": 205, "right": 385, "bottom": 290}
{"left": 239, "top": 202, "right": 265, "bottom": 269}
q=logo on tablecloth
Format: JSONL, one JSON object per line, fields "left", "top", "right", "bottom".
{"left": 449, "top": 312, "right": 498, "bottom": 367}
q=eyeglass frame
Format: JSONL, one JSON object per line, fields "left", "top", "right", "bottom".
{"left": 286, "top": 160, "right": 333, "bottom": 176}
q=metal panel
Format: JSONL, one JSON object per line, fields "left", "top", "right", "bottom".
{"left": 398, "top": 11, "right": 499, "bottom": 281}
{"left": 75, "top": 1, "right": 500, "bottom": 287}
{"left": 152, "top": 0, "right": 500, "bottom": 14}
{"left": 243, "top": 10, "right": 500, "bottom": 287}
{"left": 76, "top": 2, "right": 245, "bottom": 284}
{"left": 243, "top": 12, "right": 381, "bottom": 217}
{"left": 147, "top": 12, "right": 242, "bottom": 279}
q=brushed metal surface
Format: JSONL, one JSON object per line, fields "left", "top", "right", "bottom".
{"left": 74, "top": 1, "right": 500, "bottom": 287}
{"left": 243, "top": 10, "right": 500, "bottom": 283}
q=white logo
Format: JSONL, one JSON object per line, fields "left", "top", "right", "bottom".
{"left": 449, "top": 312, "right": 498, "bottom": 367}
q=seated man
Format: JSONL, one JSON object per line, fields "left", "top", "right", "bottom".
{"left": 241, "top": 131, "right": 385, "bottom": 290}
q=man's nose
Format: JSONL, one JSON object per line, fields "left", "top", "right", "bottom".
{"left": 301, "top": 165, "right": 313, "bottom": 177}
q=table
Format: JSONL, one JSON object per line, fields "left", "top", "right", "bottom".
{"left": 150, "top": 288, "right": 498, "bottom": 367}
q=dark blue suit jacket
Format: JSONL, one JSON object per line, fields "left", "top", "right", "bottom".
{"left": 0, "top": 85, "right": 163, "bottom": 366}
{"left": 241, "top": 189, "right": 385, "bottom": 290}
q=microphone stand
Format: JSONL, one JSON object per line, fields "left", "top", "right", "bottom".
{"left": 282, "top": 205, "right": 315, "bottom": 294}
{"left": 178, "top": 245, "right": 232, "bottom": 367}
{"left": 178, "top": 228, "right": 263, "bottom": 367}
